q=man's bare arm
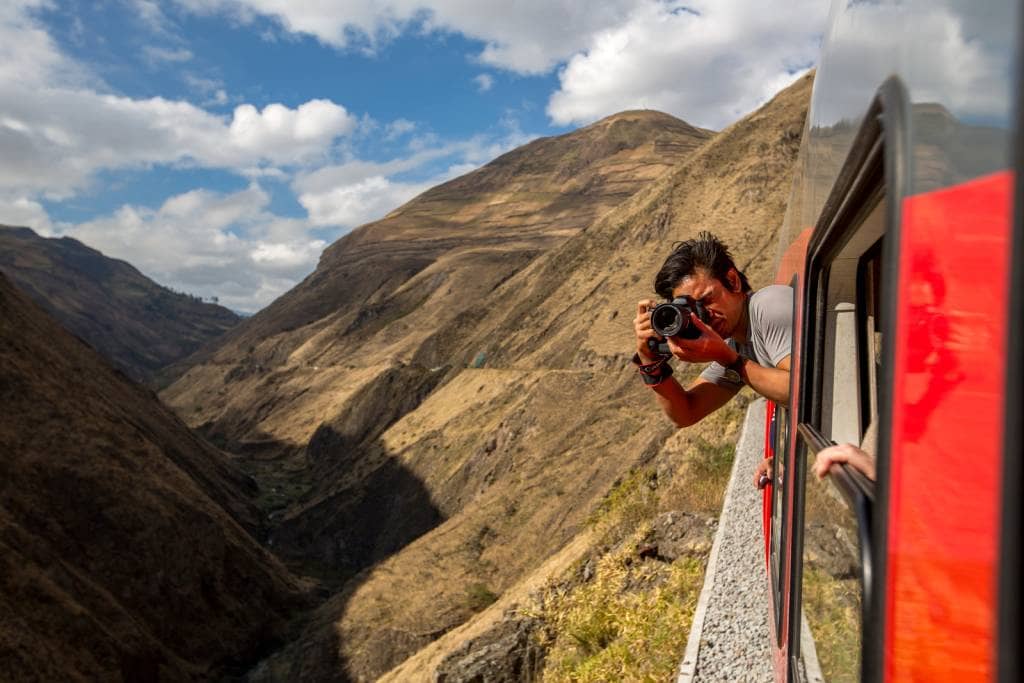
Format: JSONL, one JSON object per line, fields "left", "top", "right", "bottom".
{"left": 741, "top": 354, "right": 791, "bottom": 405}
{"left": 634, "top": 299, "right": 741, "bottom": 428}
{"left": 649, "top": 376, "right": 739, "bottom": 428}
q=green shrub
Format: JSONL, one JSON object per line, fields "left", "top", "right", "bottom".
{"left": 465, "top": 582, "right": 499, "bottom": 612}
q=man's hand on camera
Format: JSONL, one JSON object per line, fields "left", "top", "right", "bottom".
{"left": 633, "top": 299, "right": 664, "bottom": 362}
{"left": 665, "top": 312, "right": 737, "bottom": 366}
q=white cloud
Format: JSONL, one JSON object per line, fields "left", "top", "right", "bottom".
{"left": 227, "top": 99, "right": 356, "bottom": 158}
{"left": 0, "top": 195, "right": 53, "bottom": 235}
{"left": 172, "top": 0, "right": 640, "bottom": 73}
{"left": 182, "top": 73, "right": 232, "bottom": 106}
{"left": 297, "top": 174, "right": 431, "bottom": 227}
{"left": 54, "top": 185, "right": 327, "bottom": 313}
{"left": 0, "top": 5, "right": 357, "bottom": 198}
{"left": 384, "top": 118, "right": 416, "bottom": 141}
{"left": 182, "top": 72, "right": 223, "bottom": 93}
{"left": 250, "top": 240, "right": 325, "bottom": 268}
{"left": 474, "top": 73, "right": 494, "bottom": 92}
{"left": 293, "top": 153, "right": 445, "bottom": 196}
{"left": 0, "top": 1, "right": 542, "bottom": 312}
{"left": 811, "top": 2, "right": 1012, "bottom": 125}
{"left": 547, "top": 1, "right": 825, "bottom": 129}
{"left": 240, "top": 165, "right": 288, "bottom": 180}
{"left": 0, "top": 84, "right": 356, "bottom": 197}
{"left": 292, "top": 127, "right": 533, "bottom": 229}
{"left": 130, "top": 0, "right": 178, "bottom": 36}
{"left": 142, "top": 45, "right": 194, "bottom": 64}
{"left": 0, "top": 1, "right": 93, "bottom": 89}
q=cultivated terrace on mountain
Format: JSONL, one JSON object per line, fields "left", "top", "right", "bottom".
{"left": 161, "top": 73, "right": 812, "bottom": 682}
{"left": 0, "top": 273, "right": 311, "bottom": 681}
{"left": 0, "top": 226, "right": 240, "bottom": 387}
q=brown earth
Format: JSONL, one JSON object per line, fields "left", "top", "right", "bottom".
{"left": 0, "top": 273, "right": 311, "bottom": 681}
{"left": 161, "top": 74, "right": 812, "bottom": 681}
{"left": 0, "top": 225, "right": 241, "bottom": 387}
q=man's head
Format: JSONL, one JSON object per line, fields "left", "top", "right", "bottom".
{"left": 654, "top": 231, "right": 751, "bottom": 339}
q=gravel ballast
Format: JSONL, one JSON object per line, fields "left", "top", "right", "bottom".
{"left": 678, "top": 398, "right": 774, "bottom": 683}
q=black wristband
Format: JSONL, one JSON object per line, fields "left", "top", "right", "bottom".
{"left": 632, "top": 353, "right": 673, "bottom": 385}
{"left": 641, "top": 362, "right": 673, "bottom": 385}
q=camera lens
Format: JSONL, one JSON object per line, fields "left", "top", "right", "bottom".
{"left": 651, "top": 304, "right": 684, "bottom": 337}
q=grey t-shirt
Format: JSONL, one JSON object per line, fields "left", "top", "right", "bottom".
{"left": 699, "top": 284, "right": 793, "bottom": 389}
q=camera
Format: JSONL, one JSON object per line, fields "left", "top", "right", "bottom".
{"left": 650, "top": 295, "right": 709, "bottom": 340}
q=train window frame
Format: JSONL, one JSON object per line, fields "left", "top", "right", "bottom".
{"left": 769, "top": 274, "right": 799, "bottom": 648}
{"left": 798, "top": 189, "right": 883, "bottom": 682}
{"left": 788, "top": 77, "right": 910, "bottom": 683}
{"left": 769, "top": 401, "right": 788, "bottom": 645}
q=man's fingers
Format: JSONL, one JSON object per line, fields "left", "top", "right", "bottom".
{"left": 689, "top": 312, "right": 721, "bottom": 341}
{"left": 666, "top": 334, "right": 701, "bottom": 358}
{"left": 813, "top": 454, "right": 832, "bottom": 479}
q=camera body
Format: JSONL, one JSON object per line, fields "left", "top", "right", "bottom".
{"left": 650, "top": 295, "right": 709, "bottom": 340}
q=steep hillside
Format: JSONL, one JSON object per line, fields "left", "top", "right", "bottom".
{"left": 289, "top": 74, "right": 811, "bottom": 681}
{"left": 0, "top": 226, "right": 240, "bottom": 386}
{"left": 163, "top": 110, "right": 711, "bottom": 451}
{"left": 0, "top": 273, "right": 309, "bottom": 681}
{"left": 166, "top": 75, "right": 809, "bottom": 681}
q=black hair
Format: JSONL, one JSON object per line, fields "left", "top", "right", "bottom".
{"left": 653, "top": 230, "right": 751, "bottom": 299}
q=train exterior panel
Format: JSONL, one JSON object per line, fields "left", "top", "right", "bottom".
{"left": 761, "top": 1, "right": 1020, "bottom": 681}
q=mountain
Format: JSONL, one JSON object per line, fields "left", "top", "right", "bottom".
{"left": 0, "top": 226, "right": 240, "bottom": 386}
{"left": 0, "top": 272, "right": 309, "bottom": 681}
{"left": 162, "top": 110, "right": 711, "bottom": 452}
{"left": 163, "top": 77, "right": 811, "bottom": 682}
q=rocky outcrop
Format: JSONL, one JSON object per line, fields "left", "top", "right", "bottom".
{"left": 435, "top": 613, "right": 545, "bottom": 683}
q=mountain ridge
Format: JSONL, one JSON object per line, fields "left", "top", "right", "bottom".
{"left": 0, "top": 225, "right": 240, "bottom": 387}
{"left": 0, "top": 271, "right": 310, "bottom": 681}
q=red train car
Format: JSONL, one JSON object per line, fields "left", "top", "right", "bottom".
{"left": 761, "top": 1, "right": 1021, "bottom": 681}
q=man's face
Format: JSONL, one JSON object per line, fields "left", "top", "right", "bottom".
{"left": 671, "top": 267, "right": 746, "bottom": 339}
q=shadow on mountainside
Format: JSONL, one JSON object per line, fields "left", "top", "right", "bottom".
{"left": 227, "top": 431, "right": 447, "bottom": 682}
{"left": 0, "top": 273, "right": 315, "bottom": 682}
{"left": 188, "top": 366, "right": 450, "bottom": 680}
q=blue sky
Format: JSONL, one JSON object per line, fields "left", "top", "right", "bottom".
{"left": 36, "top": 1, "right": 562, "bottom": 223}
{"left": 0, "top": 0, "right": 827, "bottom": 312}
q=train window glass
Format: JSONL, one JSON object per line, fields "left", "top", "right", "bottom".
{"left": 800, "top": 197, "right": 885, "bottom": 682}
{"left": 857, "top": 241, "right": 883, "bottom": 452}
